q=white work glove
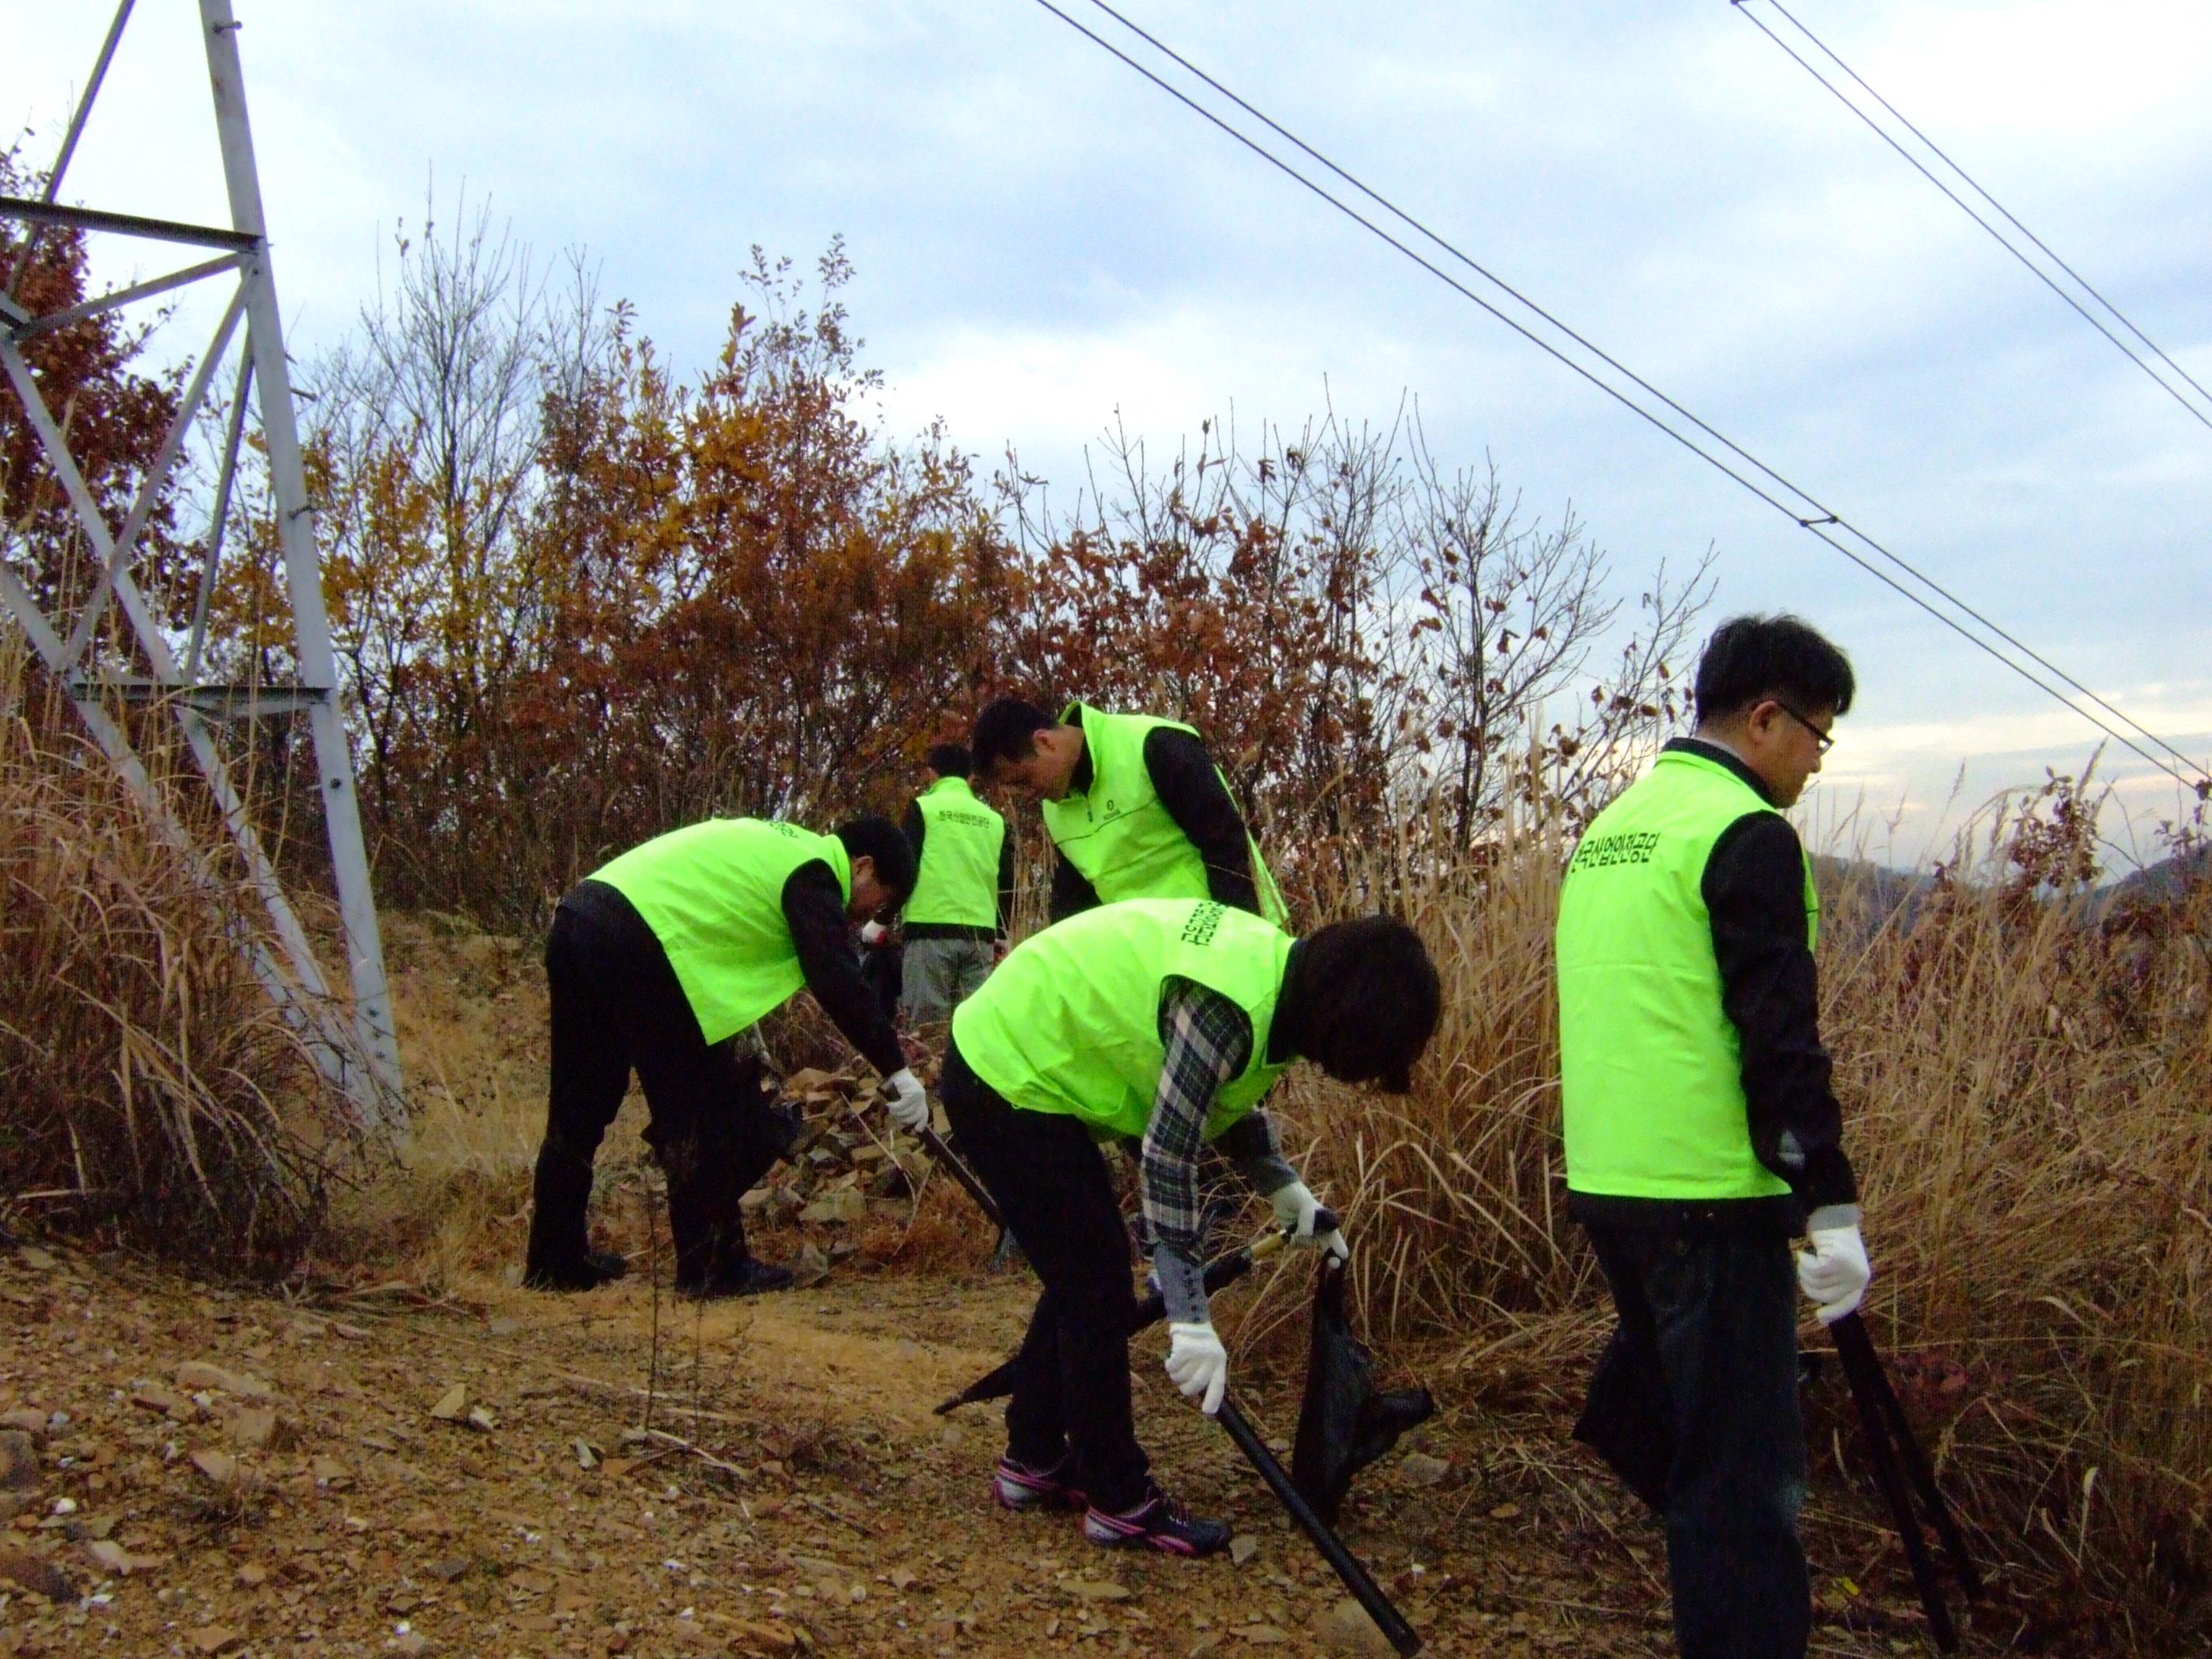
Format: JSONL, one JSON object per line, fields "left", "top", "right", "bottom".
{"left": 1268, "top": 1180, "right": 1349, "bottom": 1264}
{"left": 1796, "top": 1223, "right": 1871, "bottom": 1325}
{"left": 881, "top": 1067, "right": 930, "bottom": 1132}
{"left": 859, "top": 920, "right": 889, "bottom": 945}
{"left": 1165, "top": 1321, "right": 1229, "bottom": 1415}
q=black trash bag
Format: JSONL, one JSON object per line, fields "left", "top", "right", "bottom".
{"left": 1292, "top": 1257, "right": 1435, "bottom": 1523}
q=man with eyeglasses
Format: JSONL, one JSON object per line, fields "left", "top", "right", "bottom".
{"left": 1556, "top": 614, "right": 1868, "bottom": 1659}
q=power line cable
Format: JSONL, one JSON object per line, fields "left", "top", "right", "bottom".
{"left": 1027, "top": 0, "right": 2207, "bottom": 791}
{"left": 1737, "top": 0, "right": 2212, "bottom": 433}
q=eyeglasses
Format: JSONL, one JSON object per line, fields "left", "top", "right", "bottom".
{"left": 1772, "top": 701, "right": 1835, "bottom": 755}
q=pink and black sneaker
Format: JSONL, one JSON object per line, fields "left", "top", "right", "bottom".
{"left": 993, "top": 1455, "right": 1087, "bottom": 1512}
{"left": 1082, "top": 1487, "right": 1230, "bottom": 1556}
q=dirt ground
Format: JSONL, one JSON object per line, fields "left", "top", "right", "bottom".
{"left": 0, "top": 1221, "right": 2019, "bottom": 1659}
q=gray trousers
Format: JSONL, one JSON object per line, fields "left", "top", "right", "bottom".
{"left": 901, "top": 935, "right": 995, "bottom": 1024}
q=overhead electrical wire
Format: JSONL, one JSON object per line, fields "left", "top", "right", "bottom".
{"left": 1026, "top": 0, "right": 2209, "bottom": 793}
{"left": 1734, "top": 0, "right": 2212, "bottom": 438}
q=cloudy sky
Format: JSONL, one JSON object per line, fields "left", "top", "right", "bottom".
{"left": 11, "top": 1, "right": 2211, "bottom": 867}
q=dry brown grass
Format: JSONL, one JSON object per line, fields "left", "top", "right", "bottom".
{"left": 0, "top": 647, "right": 361, "bottom": 1275}
{"left": 1261, "top": 782, "right": 2212, "bottom": 1627}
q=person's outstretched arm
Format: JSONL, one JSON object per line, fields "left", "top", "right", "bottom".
{"left": 781, "top": 861, "right": 906, "bottom": 1080}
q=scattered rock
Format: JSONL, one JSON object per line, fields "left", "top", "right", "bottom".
{"left": 790, "top": 1241, "right": 831, "bottom": 1289}
{"left": 1229, "top": 1534, "right": 1260, "bottom": 1566}
{"left": 573, "top": 1438, "right": 600, "bottom": 1470}
{"left": 190, "top": 1449, "right": 237, "bottom": 1485}
{"left": 1315, "top": 1597, "right": 1396, "bottom": 1658}
{"left": 1066, "top": 1578, "right": 1132, "bottom": 1602}
{"left": 1487, "top": 1501, "right": 1522, "bottom": 1520}
{"left": 464, "top": 1405, "right": 498, "bottom": 1433}
{"left": 428, "top": 1384, "right": 468, "bottom": 1421}
{"left": 888, "top": 1564, "right": 924, "bottom": 1591}
{"left": 426, "top": 1558, "right": 471, "bottom": 1583}
{"left": 399, "top": 1509, "right": 457, "bottom": 1536}
{"left": 0, "top": 1430, "right": 37, "bottom": 1490}
{"left": 130, "top": 1385, "right": 194, "bottom": 1422}
{"left": 310, "top": 1456, "right": 350, "bottom": 1486}
{"left": 174, "top": 1362, "right": 270, "bottom": 1400}
{"left": 235, "top": 1561, "right": 268, "bottom": 1586}
{"left": 228, "top": 1407, "right": 294, "bottom": 1451}
{"left": 0, "top": 1409, "right": 46, "bottom": 1440}
{"left": 394, "top": 1630, "right": 433, "bottom": 1656}
{"left": 188, "top": 1628, "right": 243, "bottom": 1656}
{"left": 86, "top": 1538, "right": 162, "bottom": 1575}
{"left": 0, "top": 1546, "right": 73, "bottom": 1599}
{"left": 1399, "top": 1452, "right": 1450, "bottom": 1487}
{"left": 726, "top": 1620, "right": 798, "bottom": 1651}
{"left": 798, "top": 1189, "right": 865, "bottom": 1224}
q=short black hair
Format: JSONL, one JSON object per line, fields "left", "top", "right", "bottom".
{"left": 970, "top": 697, "right": 1056, "bottom": 770}
{"left": 926, "top": 742, "right": 973, "bottom": 779}
{"left": 1693, "top": 614, "right": 1856, "bottom": 725}
{"left": 1293, "top": 916, "right": 1441, "bottom": 1093}
{"left": 834, "top": 816, "right": 916, "bottom": 902}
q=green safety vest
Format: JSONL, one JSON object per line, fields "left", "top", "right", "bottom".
{"left": 591, "top": 819, "right": 850, "bottom": 1045}
{"left": 1040, "top": 704, "right": 1287, "bottom": 924}
{"left": 951, "top": 897, "right": 1296, "bottom": 1139}
{"left": 1556, "top": 747, "right": 1819, "bottom": 1200}
{"left": 903, "top": 777, "right": 1007, "bottom": 929}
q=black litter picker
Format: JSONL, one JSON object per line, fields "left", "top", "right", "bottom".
{"left": 934, "top": 1181, "right": 1428, "bottom": 1657}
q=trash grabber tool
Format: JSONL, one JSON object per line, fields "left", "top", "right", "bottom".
{"left": 1213, "top": 1394, "right": 1422, "bottom": 1657}
{"left": 1831, "top": 1311, "right": 1977, "bottom": 1652}
{"left": 934, "top": 1229, "right": 1291, "bottom": 1415}
{"left": 862, "top": 1083, "right": 1012, "bottom": 1257}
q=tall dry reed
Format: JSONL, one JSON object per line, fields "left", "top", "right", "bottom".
{"left": 1271, "top": 778, "right": 2212, "bottom": 1616}
{"left": 0, "top": 645, "right": 360, "bottom": 1274}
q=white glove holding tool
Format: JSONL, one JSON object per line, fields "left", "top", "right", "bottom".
{"left": 1268, "top": 1180, "right": 1349, "bottom": 1264}
{"left": 1165, "top": 1321, "right": 1229, "bottom": 1415}
{"left": 881, "top": 1067, "right": 930, "bottom": 1132}
{"left": 1796, "top": 1220, "right": 1871, "bottom": 1324}
{"left": 859, "top": 920, "right": 889, "bottom": 946}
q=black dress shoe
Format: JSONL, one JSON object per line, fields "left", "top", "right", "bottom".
{"left": 522, "top": 1247, "right": 628, "bottom": 1292}
{"left": 677, "top": 1256, "right": 796, "bottom": 1300}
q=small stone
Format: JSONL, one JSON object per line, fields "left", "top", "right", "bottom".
{"left": 797, "top": 1189, "right": 866, "bottom": 1224}
{"left": 426, "top": 1558, "right": 471, "bottom": 1582}
{"left": 789, "top": 1240, "right": 831, "bottom": 1289}
{"left": 1067, "top": 1579, "right": 1132, "bottom": 1602}
{"left": 393, "top": 1632, "right": 432, "bottom": 1657}
{"left": 0, "top": 1430, "right": 37, "bottom": 1490}
{"left": 464, "top": 1405, "right": 498, "bottom": 1433}
{"left": 228, "top": 1407, "right": 292, "bottom": 1451}
{"left": 190, "top": 1449, "right": 238, "bottom": 1485}
{"left": 175, "top": 1362, "right": 270, "bottom": 1400}
{"left": 428, "top": 1384, "right": 468, "bottom": 1421}
{"left": 87, "top": 1537, "right": 162, "bottom": 1575}
{"left": 573, "top": 1438, "right": 600, "bottom": 1471}
{"left": 1229, "top": 1534, "right": 1260, "bottom": 1565}
{"left": 189, "top": 1628, "right": 243, "bottom": 1656}
{"left": 888, "top": 1564, "right": 923, "bottom": 1591}
{"left": 310, "top": 1456, "right": 350, "bottom": 1485}
{"left": 0, "top": 1545, "right": 74, "bottom": 1599}
{"left": 130, "top": 1385, "right": 186, "bottom": 1418}
{"left": 235, "top": 1561, "right": 268, "bottom": 1586}
{"left": 1315, "top": 1598, "right": 1395, "bottom": 1658}
{"left": 1487, "top": 1501, "right": 1522, "bottom": 1519}
{"left": 1399, "top": 1452, "right": 1450, "bottom": 1487}
{"left": 0, "top": 1409, "right": 46, "bottom": 1441}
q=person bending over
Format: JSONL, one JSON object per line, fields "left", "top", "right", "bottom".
{"left": 918, "top": 896, "right": 1438, "bottom": 1555}
{"left": 970, "top": 697, "right": 1285, "bottom": 924}
{"left": 524, "top": 816, "right": 919, "bottom": 1299}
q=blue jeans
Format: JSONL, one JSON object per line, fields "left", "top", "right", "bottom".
{"left": 1578, "top": 1226, "right": 1810, "bottom": 1659}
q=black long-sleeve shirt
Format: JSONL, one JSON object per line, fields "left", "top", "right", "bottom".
{"left": 899, "top": 799, "right": 1016, "bottom": 939}
{"left": 780, "top": 861, "right": 906, "bottom": 1078}
{"left": 1568, "top": 738, "right": 1857, "bottom": 1233}
{"left": 1046, "top": 716, "right": 1261, "bottom": 923}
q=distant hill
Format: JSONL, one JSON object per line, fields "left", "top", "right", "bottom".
{"left": 2095, "top": 845, "right": 2212, "bottom": 913}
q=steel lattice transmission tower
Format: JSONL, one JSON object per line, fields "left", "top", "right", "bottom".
{"left": 1, "top": 0, "right": 403, "bottom": 1129}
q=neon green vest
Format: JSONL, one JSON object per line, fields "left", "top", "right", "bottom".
{"left": 903, "top": 777, "right": 1006, "bottom": 929}
{"left": 592, "top": 819, "right": 850, "bottom": 1045}
{"left": 1556, "top": 748, "right": 1818, "bottom": 1200}
{"left": 1040, "top": 704, "right": 1287, "bottom": 924}
{"left": 951, "top": 898, "right": 1296, "bottom": 1139}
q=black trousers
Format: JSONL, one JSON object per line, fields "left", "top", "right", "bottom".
{"left": 938, "top": 1039, "right": 1149, "bottom": 1513}
{"left": 1577, "top": 1224, "right": 1810, "bottom": 1659}
{"left": 527, "top": 881, "right": 795, "bottom": 1289}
